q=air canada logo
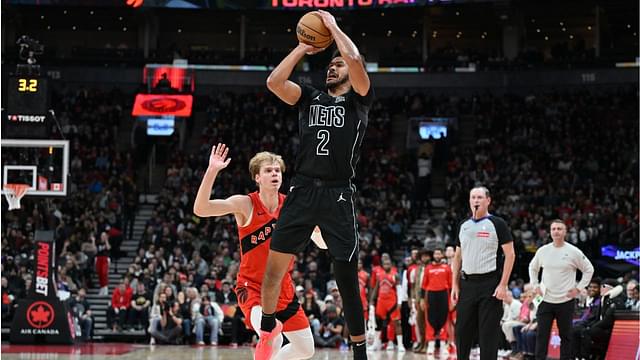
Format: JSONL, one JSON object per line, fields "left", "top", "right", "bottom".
{"left": 141, "top": 97, "right": 186, "bottom": 114}
{"left": 26, "top": 301, "right": 54, "bottom": 329}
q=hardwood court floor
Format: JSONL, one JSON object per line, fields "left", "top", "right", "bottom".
{"left": 1, "top": 343, "right": 461, "bottom": 359}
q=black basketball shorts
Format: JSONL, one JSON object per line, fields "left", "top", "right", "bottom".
{"left": 270, "top": 175, "right": 359, "bottom": 262}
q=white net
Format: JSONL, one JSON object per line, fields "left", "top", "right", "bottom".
{"left": 3, "top": 184, "right": 29, "bottom": 210}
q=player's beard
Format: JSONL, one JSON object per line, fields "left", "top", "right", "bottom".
{"left": 327, "top": 74, "right": 349, "bottom": 92}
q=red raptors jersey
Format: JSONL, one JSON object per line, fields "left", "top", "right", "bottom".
{"left": 370, "top": 265, "right": 398, "bottom": 289}
{"left": 237, "top": 192, "right": 294, "bottom": 291}
{"left": 377, "top": 271, "right": 398, "bottom": 303}
{"left": 358, "top": 270, "right": 370, "bottom": 305}
{"left": 421, "top": 262, "right": 452, "bottom": 292}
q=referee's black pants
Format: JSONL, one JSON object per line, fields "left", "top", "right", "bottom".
{"left": 456, "top": 272, "right": 503, "bottom": 360}
{"left": 535, "top": 300, "right": 574, "bottom": 360}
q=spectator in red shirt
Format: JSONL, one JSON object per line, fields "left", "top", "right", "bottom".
{"left": 106, "top": 278, "right": 133, "bottom": 331}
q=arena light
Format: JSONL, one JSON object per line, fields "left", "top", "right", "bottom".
{"left": 144, "top": 63, "right": 424, "bottom": 73}
{"left": 454, "top": 64, "right": 476, "bottom": 73}
{"left": 365, "top": 63, "right": 422, "bottom": 73}
{"left": 615, "top": 57, "right": 640, "bottom": 68}
{"left": 126, "top": 0, "right": 143, "bottom": 7}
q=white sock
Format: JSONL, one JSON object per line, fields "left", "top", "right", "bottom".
{"left": 396, "top": 335, "right": 403, "bottom": 346}
{"left": 273, "top": 328, "right": 315, "bottom": 360}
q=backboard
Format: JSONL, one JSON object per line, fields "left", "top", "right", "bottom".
{"left": 1, "top": 139, "right": 69, "bottom": 196}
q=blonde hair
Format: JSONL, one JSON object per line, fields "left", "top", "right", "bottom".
{"left": 248, "top": 152, "right": 285, "bottom": 180}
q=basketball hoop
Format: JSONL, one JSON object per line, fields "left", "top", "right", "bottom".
{"left": 3, "top": 183, "right": 29, "bottom": 210}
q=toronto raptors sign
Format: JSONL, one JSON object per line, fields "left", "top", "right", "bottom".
{"left": 132, "top": 94, "right": 193, "bottom": 117}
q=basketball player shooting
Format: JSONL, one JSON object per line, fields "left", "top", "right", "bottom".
{"left": 193, "top": 144, "right": 314, "bottom": 360}
{"left": 257, "top": 10, "right": 373, "bottom": 360}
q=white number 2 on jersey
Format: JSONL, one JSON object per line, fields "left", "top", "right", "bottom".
{"left": 316, "top": 129, "right": 330, "bottom": 156}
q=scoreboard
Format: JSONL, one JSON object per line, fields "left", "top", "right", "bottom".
{"left": 7, "top": 77, "right": 49, "bottom": 116}
{"left": 3, "top": 77, "right": 51, "bottom": 139}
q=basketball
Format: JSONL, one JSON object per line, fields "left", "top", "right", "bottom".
{"left": 296, "top": 11, "right": 333, "bottom": 48}
{"left": 2, "top": 2, "right": 637, "bottom": 360}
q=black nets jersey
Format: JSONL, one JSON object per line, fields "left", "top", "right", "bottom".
{"left": 293, "top": 84, "right": 374, "bottom": 181}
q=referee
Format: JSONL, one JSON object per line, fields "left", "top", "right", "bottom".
{"left": 451, "top": 186, "right": 516, "bottom": 360}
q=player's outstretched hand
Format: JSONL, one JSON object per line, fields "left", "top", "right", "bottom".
{"left": 208, "top": 143, "right": 231, "bottom": 171}
{"left": 298, "top": 43, "right": 326, "bottom": 55}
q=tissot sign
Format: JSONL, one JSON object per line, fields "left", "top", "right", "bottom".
{"left": 7, "top": 114, "right": 46, "bottom": 123}
{"left": 10, "top": 231, "right": 76, "bottom": 344}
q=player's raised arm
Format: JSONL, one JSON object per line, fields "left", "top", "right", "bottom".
{"left": 316, "top": 10, "right": 370, "bottom": 96}
{"left": 193, "top": 143, "right": 251, "bottom": 223}
{"left": 266, "top": 43, "right": 323, "bottom": 105}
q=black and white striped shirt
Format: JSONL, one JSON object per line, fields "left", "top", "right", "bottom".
{"left": 456, "top": 215, "right": 513, "bottom": 275}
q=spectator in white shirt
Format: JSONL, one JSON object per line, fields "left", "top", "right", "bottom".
{"left": 500, "top": 290, "right": 522, "bottom": 355}
{"left": 625, "top": 280, "right": 639, "bottom": 311}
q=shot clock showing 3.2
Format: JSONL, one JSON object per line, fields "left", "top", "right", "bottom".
{"left": 17, "top": 78, "right": 39, "bottom": 93}
{"left": 7, "top": 76, "right": 49, "bottom": 115}
{"left": 4, "top": 76, "right": 51, "bottom": 138}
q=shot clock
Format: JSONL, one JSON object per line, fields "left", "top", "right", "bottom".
{"left": 3, "top": 76, "right": 51, "bottom": 139}
{"left": 7, "top": 77, "right": 49, "bottom": 115}
{"left": 17, "top": 78, "right": 40, "bottom": 93}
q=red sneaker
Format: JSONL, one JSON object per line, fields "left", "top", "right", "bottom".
{"left": 254, "top": 320, "right": 283, "bottom": 360}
